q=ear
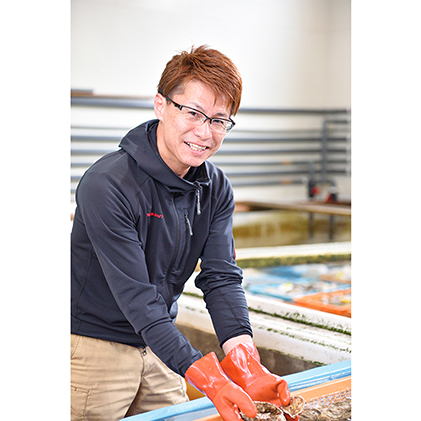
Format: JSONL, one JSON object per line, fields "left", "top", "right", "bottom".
{"left": 154, "top": 93, "right": 165, "bottom": 121}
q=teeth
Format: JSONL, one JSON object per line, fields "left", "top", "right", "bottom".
{"left": 186, "top": 142, "right": 206, "bottom": 152}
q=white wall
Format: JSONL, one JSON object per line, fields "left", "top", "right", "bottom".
{"left": 71, "top": 0, "right": 350, "bottom": 108}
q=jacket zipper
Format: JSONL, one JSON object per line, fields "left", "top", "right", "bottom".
{"left": 165, "top": 196, "right": 195, "bottom": 308}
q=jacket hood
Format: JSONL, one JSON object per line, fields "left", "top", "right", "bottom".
{"left": 119, "top": 119, "right": 210, "bottom": 195}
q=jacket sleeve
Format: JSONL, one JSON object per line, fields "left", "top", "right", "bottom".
{"left": 75, "top": 169, "right": 202, "bottom": 376}
{"left": 194, "top": 180, "right": 253, "bottom": 347}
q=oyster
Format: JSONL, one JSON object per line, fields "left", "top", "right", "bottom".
{"left": 299, "top": 408, "right": 323, "bottom": 420}
{"left": 318, "top": 398, "right": 351, "bottom": 420}
{"left": 282, "top": 395, "right": 305, "bottom": 418}
{"left": 241, "top": 401, "right": 286, "bottom": 421}
{"left": 300, "top": 397, "right": 351, "bottom": 420}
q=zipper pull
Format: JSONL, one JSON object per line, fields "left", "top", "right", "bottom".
{"left": 185, "top": 214, "right": 193, "bottom": 236}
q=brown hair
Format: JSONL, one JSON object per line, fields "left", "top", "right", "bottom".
{"left": 157, "top": 45, "right": 242, "bottom": 116}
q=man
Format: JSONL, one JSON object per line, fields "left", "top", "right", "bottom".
{"left": 71, "top": 45, "right": 294, "bottom": 421}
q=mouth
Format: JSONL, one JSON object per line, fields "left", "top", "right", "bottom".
{"left": 185, "top": 141, "right": 208, "bottom": 153}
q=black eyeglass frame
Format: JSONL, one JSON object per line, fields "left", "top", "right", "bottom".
{"left": 164, "top": 96, "right": 236, "bottom": 133}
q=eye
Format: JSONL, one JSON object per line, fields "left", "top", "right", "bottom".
{"left": 212, "top": 119, "right": 227, "bottom": 128}
{"left": 188, "top": 110, "right": 200, "bottom": 118}
{"left": 182, "top": 107, "right": 204, "bottom": 122}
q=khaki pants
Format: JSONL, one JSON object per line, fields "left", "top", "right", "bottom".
{"left": 71, "top": 334, "right": 188, "bottom": 421}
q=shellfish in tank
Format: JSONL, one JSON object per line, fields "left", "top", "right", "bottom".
{"left": 240, "top": 402, "right": 286, "bottom": 421}
{"left": 281, "top": 395, "right": 305, "bottom": 418}
{"left": 240, "top": 397, "right": 305, "bottom": 421}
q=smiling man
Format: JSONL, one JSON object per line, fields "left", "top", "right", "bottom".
{"left": 71, "top": 46, "right": 293, "bottom": 421}
{"left": 155, "top": 79, "right": 232, "bottom": 177}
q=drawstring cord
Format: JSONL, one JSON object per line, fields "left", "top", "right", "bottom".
{"left": 195, "top": 182, "right": 202, "bottom": 216}
{"left": 185, "top": 214, "right": 193, "bottom": 236}
{"left": 185, "top": 183, "right": 202, "bottom": 236}
{"left": 196, "top": 189, "right": 201, "bottom": 215}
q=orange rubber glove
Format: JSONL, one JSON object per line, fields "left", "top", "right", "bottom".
{"left": 220, "top": 342, "right": 295, "bottom": 416}
{"left": 185, "top": 352, "right": 257, "bottom": 421}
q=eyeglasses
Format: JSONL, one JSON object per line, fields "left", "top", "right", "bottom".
{"left": 165, "top": 96, "right": 235, "bottom": 134}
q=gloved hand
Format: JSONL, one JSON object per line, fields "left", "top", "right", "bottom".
{"left": 185, "top": 352, "right": 257, "bottom": 421}
{"left": 220, "top": 342, "right": 298, "bottom": 420}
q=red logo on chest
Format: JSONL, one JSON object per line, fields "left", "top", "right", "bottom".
{"left": 147, "top": 212, "right": 164, "bottom": 219}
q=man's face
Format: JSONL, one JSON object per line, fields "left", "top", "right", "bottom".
{"left": 154, "top": 79, "right": 231, "bottom": 178}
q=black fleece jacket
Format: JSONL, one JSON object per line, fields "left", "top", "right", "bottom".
{"left": 71, "top": 119, "right": 252, "bottom": 376}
